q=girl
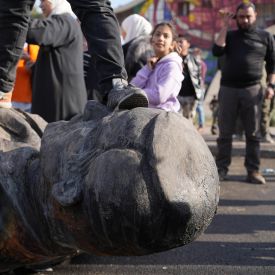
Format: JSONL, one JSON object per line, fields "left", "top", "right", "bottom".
{"left": 131, "top": 22, "right": 183, "bottom": 112}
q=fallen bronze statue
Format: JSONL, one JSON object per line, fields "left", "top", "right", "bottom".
{"left": 0, "top": 101, "right": 219, "bottom": 273}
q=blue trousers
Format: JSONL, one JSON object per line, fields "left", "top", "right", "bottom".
{"left": 0, "top": 0, "right": 127, "bottom": 96}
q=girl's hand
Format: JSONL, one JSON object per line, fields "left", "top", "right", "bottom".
{"left": 175, "top": 43, "right": 182, "bottom": 55}
{"left": 148, "top": 56, "right": 159, "bottom": 70}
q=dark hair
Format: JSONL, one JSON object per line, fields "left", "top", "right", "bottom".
{"left": 151, "top": 22, "right": 178, "bottom": 41}
{"left": 236, "top": 2, "right": 256, "bottom": 13}
{"left": 176, "top": 34, "right": 190, "bottom": 42}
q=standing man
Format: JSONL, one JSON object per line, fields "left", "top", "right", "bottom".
{"left": 0, "top": 0, "right": 148, "bottom": 110}
{"left": 213, "top": 2, "right": 275, "bottom": 184}
{"left": 176, "top": 36, "right": 204, "bottom": 120}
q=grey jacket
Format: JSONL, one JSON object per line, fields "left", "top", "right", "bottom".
{"left": 180, "top": 54, "right": 204, "bottom": 100}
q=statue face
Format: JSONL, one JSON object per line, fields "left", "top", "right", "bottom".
{"left": 48, "top": 102, "right": 219, "bottom": 255}
{"left": 0, "top": 102, "right": 219, "bottom": 265}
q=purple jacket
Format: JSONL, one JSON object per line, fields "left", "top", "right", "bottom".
{"left": 131, "top": 52, "right": 183, "bottom": 112}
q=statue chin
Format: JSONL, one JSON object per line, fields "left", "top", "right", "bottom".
{"left": 0, "top": 101, "right": 219, "bottom": 272}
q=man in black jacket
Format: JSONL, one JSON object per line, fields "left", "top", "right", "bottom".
{"left": 177, "top": 35, "right": 204, "bottom": 120}
{"left": 213, "top": 2, "right": 275, "bottom": 184}
{"left": 0, "top": 0, "right": 148, "bottom": 110}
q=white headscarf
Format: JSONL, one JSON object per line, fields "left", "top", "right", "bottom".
{"left": 121, "top": 14, "right": 152, "bottom": 44}
{"left": 48, "top": 0, "right": 75, "bottom": 17}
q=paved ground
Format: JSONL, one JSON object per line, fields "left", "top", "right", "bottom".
{"left": 203, "top": 126, "right": 275, "bottom": 159}
{"left": 33, "top": 128, "right": 275, "bottom": 275}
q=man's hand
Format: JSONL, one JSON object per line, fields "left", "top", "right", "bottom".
{"left": 25, "top": 60, "right": 35, "bottom": 72}
{"left": 218, "top": 9, "right": 235, "bottom": 27}
{"left": 215, "top": 9, "right": 234, "bottom": 47}
{"left": 21, "top": 51, "right": 30, "bottom": 61}
{"left": 265, "top": 86, "right": 275, "bottom": 99}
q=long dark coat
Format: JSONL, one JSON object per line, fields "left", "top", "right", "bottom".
{"left": 27, "top": 14, "right": 87, "bottom": 122}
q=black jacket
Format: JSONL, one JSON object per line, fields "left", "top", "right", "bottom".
{"left": 179, "top": 54, "right": 204, "bottom": 100}
{"left": 212, "top": 28, "right": 275, "bottom": 88}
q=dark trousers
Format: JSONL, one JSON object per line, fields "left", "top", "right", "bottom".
{"left": 216, "top": 84, "right": 263, "bottom": 173}
{"left": 0, "top": 0, "right": 127, "bottom": 97}
{"left": 0, "top": 0, "right": 35, "bottom": 93}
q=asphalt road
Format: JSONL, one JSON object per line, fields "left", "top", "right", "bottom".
{"left": 32, "top": 155, "right": 275, "bottom": 275}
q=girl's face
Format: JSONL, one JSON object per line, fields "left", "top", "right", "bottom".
{"left": 151, "top": 25, "right": 175, "bottom": 58}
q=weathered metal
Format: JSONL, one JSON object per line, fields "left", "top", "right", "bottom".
{"left": 0, "top": 102, "right": 219, "bottom": 272}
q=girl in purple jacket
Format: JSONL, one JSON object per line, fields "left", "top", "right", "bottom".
{"left": 131, "top": 22, "right": 183, "bottom": 112}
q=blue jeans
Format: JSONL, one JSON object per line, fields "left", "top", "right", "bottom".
{"left": 196, "top": 99, "right": 205, "bottom": 127}
{"left": 0, "top": 0, "right": 127, "bottom": 97}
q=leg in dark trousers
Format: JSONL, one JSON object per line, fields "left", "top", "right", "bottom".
{"left": 67, "top": 0, "right": 148, "bottom": 109}
{"left": 239, "top": 84, "right": 263, "bottom": 173}
{"left": 68, "top": 0, "right": 126, "bottom": 97}
{"left": 0, "top": 0, "right": 148, "bottom": 110}
{"left": 216, "top": 86, "right": 239, "bottom": 175}
{"left": 0, "top": 0, "right": 35, "bottom": 93}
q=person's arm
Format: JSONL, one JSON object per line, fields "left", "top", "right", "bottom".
{"left": 130, "top": 65, "right": 152, "bottom": 89}
{"left": 142, "top": 62, "right": 183, "bottom": 106}
{"left": 201, "top": 60, "right": 207, "bottom": 83}
{"left": 265, "top": 73, "right": 275, "bottom": 99}
{"left": 212, "top": 10, "right": 234, "bottom": 56}
{"left": 27, "top": 15, "right": 76, "bottom": 48}
{"left": 265, "top": 34, "right": 275, "bottom": 99}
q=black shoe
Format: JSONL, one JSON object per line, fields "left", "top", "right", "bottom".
{"left": 218, "top": 169, "right": 227, "bottom": 181}
{"left": 211, "top": 125, "right": 218, "bottom": 135}
{"left": 246, "top": 171, "right": 266, "bottom": 184}
{"left": 107, "top": 78, "right": 148, "bottom": 110}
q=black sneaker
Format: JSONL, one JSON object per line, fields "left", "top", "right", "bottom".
{"left": 211, "top": 125, "right": 218, "bottom": 135}
{"left": 107, "top": 78, "right": 148, "bottom": 110}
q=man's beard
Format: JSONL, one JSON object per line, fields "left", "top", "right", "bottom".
{"left": 237, "top": 21, "right": 256, "bottom": 32}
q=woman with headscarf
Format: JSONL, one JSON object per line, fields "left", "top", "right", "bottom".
{"left": 121, "top": 14, "right": 154, "bottom": 81}
{"left": 26, "top": 0, "right": 87, "bottom": 122}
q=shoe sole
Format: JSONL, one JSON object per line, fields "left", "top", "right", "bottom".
{"left": 117, "top": 93, "right": 149, "bottom": 110}
{"left": 246, "top": 178, "right": 266, "bottom": 184}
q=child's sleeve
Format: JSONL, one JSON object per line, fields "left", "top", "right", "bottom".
{"left": 130, "top": 65, "right": 152, "bottom": 89}
{"left": 144, "top": 62, "right": 183, "bottom": 106}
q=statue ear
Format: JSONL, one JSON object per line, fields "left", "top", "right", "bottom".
{"left": 52, "top": 179, "right": 82, "bottom": 207}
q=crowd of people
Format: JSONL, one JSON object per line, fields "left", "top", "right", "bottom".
{"left": 0, "top": 1, "right": 274, "bottom": 184}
